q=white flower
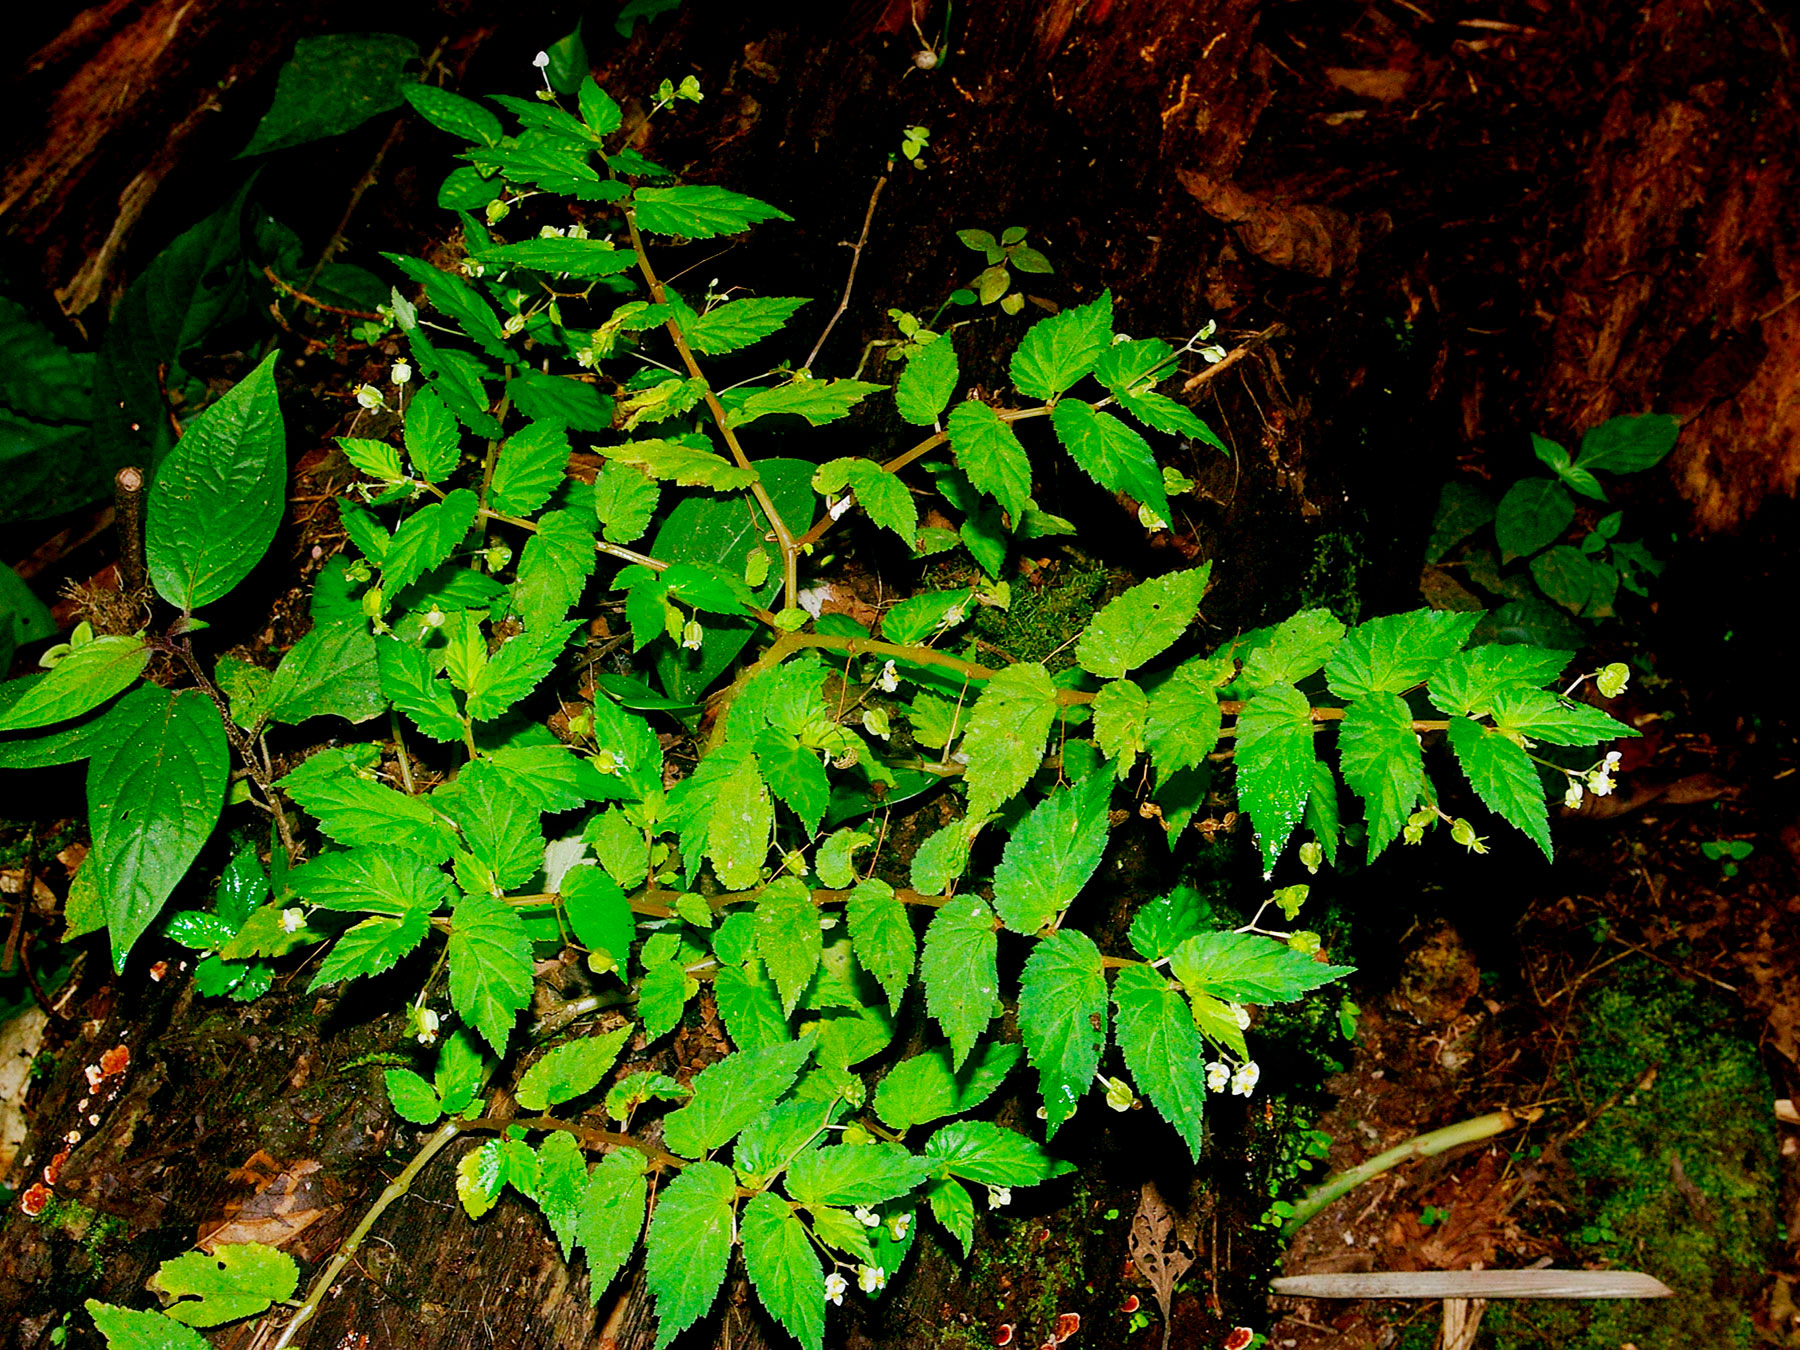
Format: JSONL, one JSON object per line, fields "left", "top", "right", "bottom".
{"left": 854, "top": 1206, "right": 880, "bottom": 1228}
{"left": 1563, "top": 779, "right": 1584, "bottom": 809}
{"left": 279, "top": 908, "right": 305, "bottom": 934}
{"left": 415, "top": 1008, "right": 440, "bottom": 1045}
{"left": 390, "top": 360, "right": 412, "bottom": 385}
{"left": 1605, "top": 750, "right": 1622, "bottom": 765}
{"left": 796, "top": 586, "right": 833, "bottom": 619}
{"left": 986, "top": 1186, "right": 1011, "bottom": 1211}
{"left": 1231, "top": 1061, "right": 1261, "bottom": 1097}
{"left": 824, "top": 1272, "right": 848, "bottom": 1306}
{"left": 1104, "top": 1077, "right": 1135, "bottom": 1112}
{"left": 422, "top": 607, "right": 446, "bottom": 629}
{"left": 1230, "top": 1003, "right": 1252, "bottom": 1031}
{"left": 885, "top": 1212, "right": 911, "bottom": 1241}
{"left": 876, "top": 659, "right": 900, "bottom": 693}
{"left": 681, "top": 619, "right": 705, "bottom": 651}
{"left": 1206, "top": 1061, "right": 1231, "bottom": 1093}
{"left": 1587, "top": 770, "right": 1615, "bottom": 797}
{"left": 857, "top": 1264, "right": 885, "bottom": 1294}
{"left": 532, "top": 50, "right": 550, "bottom": 69}
{"left": 567, "top": 222, "right": 590, "bottom": 240}
{"left": 502, "top": 313, "right": 527, "bottom": 337}
{"left": 942, "top": 602, "right": 966, "bottom": 627}
{"left": 538, "top": 225, "right": 567, "bottom": 239}
{"left": 354, "top": 383, "right": 385, "bottom": 411}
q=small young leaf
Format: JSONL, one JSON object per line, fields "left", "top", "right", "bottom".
{"left": 755, "top": 876, "right": 823, "bottom": 1015}
{"left": 605, "top": 1071, "right": 690, "bottom": 1123}
{"left": 1233, "top": 683, "right": 1317, "bottom": 874}
{"left": 945, "top": 401, "right": 1032, "bottom": 520}
{"left": 579, "top": 1150, "right": 649, "bottom": 1305}
{"left": 1112, "top": 963, "right": 1209, "bottom": 1160}
{"left": 714, "top": 962, "right": 791, "bottom": 1051}
{"left": 604, "top": 437, "right": 755, "bottom": 490}
{"left": 1240, "top": 609, "right": 1346, "bottom": 690}
{"left": 896, "top": 334, "right": 960, "bottom": 426}
{"left": 1128, "top": 887, "right": 1211, "bottom": 961}
{"left": 311, "top": 908, "right": 431, "bottom": 988}
{"left": 989, "top": 774, "right": 1111, "bottom": 934}
{"left": 644, "top": 1160, "right": 737, "bottom": 1348}
{"left": 447, "top": 892, "right": 534, "bottom": 1055}
{"left": 1075, "top": 567, "right": 1209, "bottom": 679}
{"left": 386, "top": 254, "right": 510, "bottom": 362}
{"left": 1011, "top": 290, "right": 1112, "bottom": 401}
{"left": 1446, "top": 717, "right": 1552, "bottom": 860}
{"left": 637, "top": 959, "right": 692, "bottom": 1043}
{"left": 960, "top": 662, "right": 1057, "bottom": 819}
{"left": 383, "top": 489, "right": 479, "bottom": 594}
{"left": 661, "top": 1038, "right": 816, "bottom": 1158}
{"left": 146, "top": 353, "right": 286, "bottom": 611}
{"left": 730, "top": 378, "right": 884, "bottom": 429}
{"left": 1049, "top": 400, "right": 1169, "bottom": 522}
{"left": 435, "top": 1029, "right": 487, "bottom": 1116}
{"left": 873, "top": 1042, "right": 1022, "bottom": 1131}
{"left": 336, "top": 435, "right": 404, "bottom": 482}
{"left": 689, "top": 296, "right": 809, "bottom": 355}
{"left": 920, "top": 893, "right": 999, "bottom": 1070}
{"left": 149, "top": 1242, "right": 299, "bottom": 1327}
{"left": 922, "top": 1120, "right": 1072, "bottom": 1187}
{"left": 633, "top": 185, "right": 793, "bottom": 239}
{"left": 1017, "top": 928, "right": 1107, "bottom": 1137}
{"left": 384, "top": 1067, "right": 443, "bottom": 1125}
{"left": 85, "top": 1303, "right": 211, "bottom": 1349}
{"left": 741, "top": 1190, "right": 825, "bottom": 1350}
{"left": 516, "top": 1023, "right": 634, "bottom": 1111}
{"left": 1169, "top": 930, "right": 1354, "bottom": 1004}
{"left": 404, "top": 385, "right": 461, "bottom": 482}
{"left": 924, "top": 1177, "right": 974, "bottom": 1257}
{"left": 1337, "top": 691, "right": 1425, "bottom": 861}
{"left": 846, "top": 879, "right": 915, "bottom": 1014}
{"left": 815, "top": 828, "right": 873, "bottom": 890}
{"left": 490, "top": 421, "right": 569, "bottom": 516}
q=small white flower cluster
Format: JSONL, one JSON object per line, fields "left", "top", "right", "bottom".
{"left": 824, "top": 1271, "right": 847, "bottom": 1305}
{"left": 986, "top": 1185, "right": 1012, "bottom": 1210}
{"left": 1206, "top": 1059, "right": 1260, "bottom": 1097}
{"left": 857, "top": 1264, "right": 886, "bottom": 1294}
{"left": 1567, "top": 750, "right": 1624, "bottom": 805}
{"left": 876, "top": 659, "right": 900, "bottom": 693}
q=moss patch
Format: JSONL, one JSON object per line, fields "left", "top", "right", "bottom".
{"left": 1487, "top": 962, "right": 1777, "bottom": 1349}
{"left": 974, "top": 558, "right": 1112, "bottom": 670}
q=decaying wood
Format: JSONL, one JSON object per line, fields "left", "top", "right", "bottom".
{"left": 1271, "top": 1269, "right": 1675, "bottom": 1299}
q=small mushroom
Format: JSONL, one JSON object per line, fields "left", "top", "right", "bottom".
{"left": 993, "top": 1324, "right": 1014, "bottom": 1347}
{"left": 1222, "top": 1328, "right": 1255, "bottom": 1350}
{"left": 1054, "top": 1311, "right": 1081, "bottom": 1342}
{"left": 1120, "top": 1296, "right": 1140, "bottom": 1314}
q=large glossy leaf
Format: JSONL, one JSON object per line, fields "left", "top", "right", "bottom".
{"left": 87, "top": 688, "right": 228, "bottom": 969}
{"left": 241, "top": 34, "right": 420, "bottom": 157}
{"left": 146, "top": 353, "right": 286, "bottom": 610}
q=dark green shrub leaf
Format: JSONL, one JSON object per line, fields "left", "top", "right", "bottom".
{"left": 920, "top": 893, "right": 999, "bottom": 1070}
{"left": 1575, "top": 413, "right": 1680, "bottom": 475}
{"left": 402, "top": 80, "right": 503, "bottom": 146}
{"left": 845, "top": 879, "right": 914, "bottom": 1014}
{"left": 1112, "top": 963, "right": 1209, "bottom": 1160}
{"left": 383, "top": 489, "right": 479, "bottom": 594}
{"left": 1017, "top": 928, "right": 1107, "bottom": 1136}
{"left": 507, "top": 370, "right": 614, "bottom": 433}
{"left": 404, "top": 386, "right": 461, "bottom": 482}
{"left": 1494, "top": 478, "right": 1574, "bottom": 561}
{"left": 377, "top": 638, "right": 463, "bottom": 742}
{"left": 279, "top": 748, "right": 458, "bottom": 860}
{"left": 242, "top": 34, "right": 419, "bottom": 157}
{"left": 945, "top": 402, "right": 1031, "bottom": 519}
{"left": 1425, "top": 482, "right": 1495, "bottom": 563}
{"left": 922, "top": 1120, "right": 1072, "bottom": 1188}
{"left": 1530, "top": 544, "right": 1596, "bottom": 612}
{"left": 473, "top": 239, "right": 636, "bottom": 277}
{"left": 924, "top": 1177, "right": 974, "bottom": 1257}
{"left": 0, "top": 636, "right": 147, "bottom": 732}
{"left": 560, "top": 865, "right": 636, "bottom": 970}
{"left": 263, "top": 624, "right": 384, "bottom": 726}
{"left": 1127, "top": 886, "right": 1211, "bottom": 962}
{"left": 490, "top": 421, "right": 569, "bottom": 516}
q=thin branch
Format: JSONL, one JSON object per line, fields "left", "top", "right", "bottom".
{"left": 1180, "top": 324, "right": 1285, "bottom": 393}
{"left": 261, "top": 265, "right": 384, "bottom": 321}
{"left": 802, "top": 174, "right": 888, "bottom": 373}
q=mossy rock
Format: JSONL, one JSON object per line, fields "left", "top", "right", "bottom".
{"left": 1487, "top": 962, "right": 1777, "bottom": 1349}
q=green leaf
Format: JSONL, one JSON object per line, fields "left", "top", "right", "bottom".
{"left": 311, "top": 908, "right": 430, "bottom": 988}
{"left": 1530, "top": 545, "right": 1596, "bottom": 612}
{"left": 1490, "top": 687, "right": 1634, "bottom": 746}
{"left": 923, "top": 1120, "right": 1072, "bottom": 1188}
{"left": 1017, "top": 929, "right": 1107, "bottom": 1136}
{"left": 490, "top": 421, "right": 569, "bottom": 516}
{"left": 846, "top": 879, "right": 914, "bottom": 1014}
{"left": 263, "top": 624, "right": 384, "bottom": 726}
{"left": 287, "top": 847, "right": 452, "bottom": 916}
{"left": 945, "top": 402, "right": 1032, "bottom": 520}
{"left": 786, "top": 1141, "right": 928, "bottom": 1208}
{"left": 0, "top": 636, "right": 147, "bottom": 732}
{"left": 435, "top": 1029, "right": 487, "bottom": 1116}
{"left": 1146, "top": 660, "right": 1223, "bottom": 784}
{"left": 661, "top": 1038, "right": 816, "bottom": 1158}
{"left": 579, "top": 1150, "right": 649, "bottom": 1305}
{"left": 1324, "top": 610, "right": 1482, "bottom": 702}
{"left": 507, "top": 370, "right": 614, "bottom": 432}
{"left": 594, "top": 462, "right": 661, "bottom": 544}
{"left": 515, "top": 1023, "right": 633, "bottom": 1113}
{"left": 561, "top": 866, "right": 636, "bottom": 970}
{"left": 1446, "top": 717, "right": 1551, "bottom": 859}
{"left": 755, "top": 876, "right": 824, "bottom": 1015}
{"left": 1337, "top": 691, "right": 1425, "bottom": 861}
{"left": 910, "top": 817, "right": 977, "bottom": 896}
{"left": 241, "top": 33, "right": 419, "bottom": 154}
{"left": 1494, "top": 478, "right": 1574, "bottom": 561}
{"left": 1575, "top": 413, "right": 1679, "bottom": 475}
{"left": 1076, "top": 567, "right": 1209, "bottom": 679}
{"left": 741, "top": 1191, "right": 825, "bottom": 1350}
{"left": 815, "top": 828, "right": 873, "bottom": 890}
{"left": 1094, "top": 337, "right": 1175, "bottom": 395}
{"left": 336, "top": 435, "right": 404, "bottom": 482}
{"left": 473, "top": 238, "right": 637, "bottom": 277}
{"left": 279, "top": 749, "right": 457, "bottom": 860}
{"left": 814, "top": 457, "right": 918, "bottom": 546}
{"left": 924, "top": 1178, "right": 974, "bottom": 1257}
{"left": 88, "top": 688, "right": 227, "bottom": 970}
{"left": 674, "top": 745, "right": 774, "bottom": 889}
{"left": 148, "top": 1241, "right": 299, "bottom": 1327}
{"left": 1112, "top": 963, "right": 1209, "bottom": 1160}
{"left": 145, "top": 353, "right": 285, "bottom": 610}
{"left": 377, "top": 639, "right": 462, "bottom": 742}
{"left": 1426, "top": 482, "right": 1496, "bottom": 563}
{"left": 960, "top": 661, "right": 1057, "bottom": 819}
{"left": 637, "top": 959, "right": 692, "bottom": 1043}
{"left": 874, "top": 1041, "right": 1022, "bottom": 1132}
{"left": 1049, "top": 400, "right": 1170, "bottom": 522}
{"left": 604, "top": 437, "right": 755, "bottom": 490}
{"left": 85, "top": 1302, "right": 212, "bottom": 1349}
{"left": 1011, "top": 290, "right": 1112, "bottom": 400}
{"left": 730, "top": 378, "right": 884, "bottom": 429}
{"left": 584, "top": 809, "right": 649, "bottom": 890}
{"left": 383, "top": 489, "right": 479, "bottom": 594}
{"left": 633, "top": 185, "right": 793, "bottom": 239}
{"left": 896, "top": 335, "right": 960, "bottom": 426}
{"left": 644, "top": 1159, "right": 736, "bottom": 1348}
{"left": 487, "top": 742, "right": 601, "bottom": 813}
{"left": 990, "top": 774, "right": 1111, "bottom": 934}
{"left": 714, "top": 961, "right": 790, "bottom": 1050}
{"left": 464, "top": 619, "right": 578, "bottom": 723}
{"left": 535, "top": 1129, "right": 587, "bottom": 1260}
{"left": 754, "top": 727, "right": 831, "bottom": 836}
{"left": 513, "top": 509, "right": 597, "bottom": 630}
{"left": 384, "top": 1067, "right": 442, "bottom": 1125}
{"left": 387, "top": 254, "right": 509, "bottom": 362}
{"left": 403, "top": 81, "right": 503, "bottom": 146}
{"left": 1427, "top": 644, "right": 1571, "bottom": 717}
{"left": 920, "top": 893, "right": 999, "bottom": 1070}
{"left": 447, "top": 892, "right": 534, "bottom": 1055}
{"left": 605, "top": 1071, "right": 689, "bottom": 1123}
{"left": 403, "top": 387, "right": 460, "bottom": 482}
{"left": 1169, "top": 930, "right": 1354, "bottom": 1004}
{"left": 1234, "top": 683, "right": 1316, "bottom": 874}
{"left": 688, "top": 296, "right": 809, "bottom": 355}
{"left": 1240, "top": 609, "right": 1346, "bottom": 689}
{"left": 441, "top": 762, "right": 544, "bottom": 890}
{"left": 578, "top": 77, "right": 622, "bottom": 134}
